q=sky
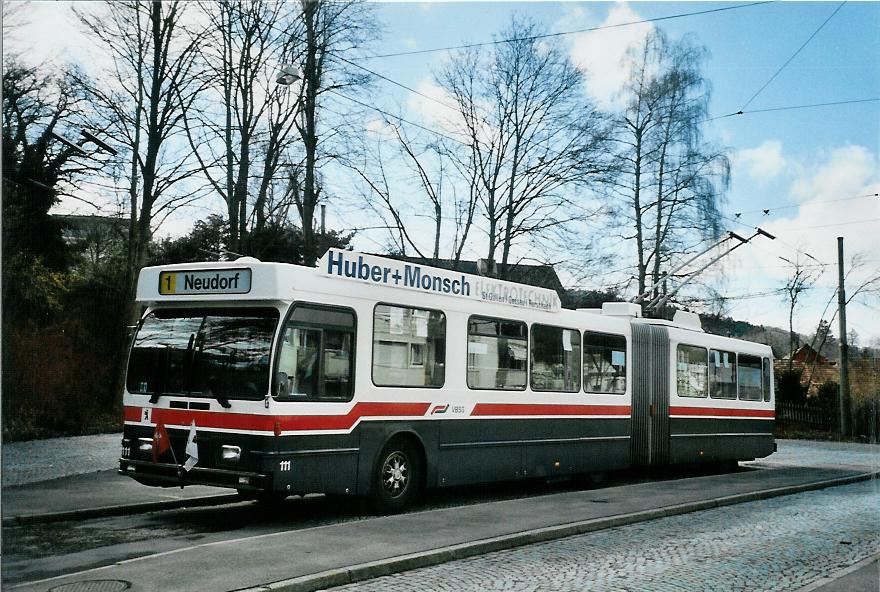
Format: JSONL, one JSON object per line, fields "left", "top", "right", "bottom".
{"left": 5, "top": 1, "right": 880, "bottom": 344}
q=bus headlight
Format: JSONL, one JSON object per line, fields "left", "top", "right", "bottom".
{"left": 221, "top": 445, "right": 241, "bottom": 462}
{"left": 138, "top": 438, "right": 154, "bottom": 453}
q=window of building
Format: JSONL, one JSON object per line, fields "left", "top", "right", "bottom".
{"left": 709, "top": 349, "right": 737, "bottom": 399}
{"left": 276, "top": 304, "right": 355, "bottom": 401}
{"left": 410, "top": 343, "right": 424, "bottom": 367}
{"left": 763, "top": 357, "right": 773, "bottom": 402}
{"left": 677, "top": 344, "right": 708, "bottom": 398}
{"left": 738, "top": 354, "right": 763, "bottom": 401}
{"left": 373, "top": 304, "right": 445, "bottom": 387}
{"left": 583, "top": 332, "right": 627, "bottom": 394}
{"left": 467, "top": 316, "right": 528, "bottom": 390}
{"left": 530, "top": 325, "right": 581, "bottom": 392}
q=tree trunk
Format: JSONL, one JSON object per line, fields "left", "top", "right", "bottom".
{"left": 301, "top": 0, "right": 319, "bottom": 266}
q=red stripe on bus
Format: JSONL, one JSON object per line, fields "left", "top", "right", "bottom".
{"left": 276, "top": 402, "right": 431, "bottom": 432}
{"left": 124, "top": 406, "right": 142, "bottom": 422}
{"left": 124, "top": 402, "right": 431, "bottom": 432}
{"left": 669, "top": 406, "right": 774, "bottom": 418}
{"left": 471, "top": 403, "right": 631, "bottom": 417}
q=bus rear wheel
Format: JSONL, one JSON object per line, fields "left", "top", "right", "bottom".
{"left": 369, "top": 439, "right": 421, "bottom": 514}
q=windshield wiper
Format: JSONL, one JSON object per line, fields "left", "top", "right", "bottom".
{"left": 184, "top": 332, "right": 197, "bottom": 395}
{"left": 208, "top": 375, "right": 231, "bottom": 409}
{"left": 149, "top": 347, "right": 170, "bottom": 404}
{"left": 215, "top": 390, "right": 231, "bottom": 409}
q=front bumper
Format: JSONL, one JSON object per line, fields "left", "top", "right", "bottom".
{"left": 118, "top": 458, "right": 270, "bottom": 490}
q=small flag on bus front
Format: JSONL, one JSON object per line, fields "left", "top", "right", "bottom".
{"left": 152, "top": 422, "right": 170, "bottom": 462}
{"left": 183, "top": 420, "right": 199, "bottom": 471}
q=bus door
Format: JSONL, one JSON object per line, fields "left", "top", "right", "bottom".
{"left": 630, "top": 324, "right": 670, "bottom": 467}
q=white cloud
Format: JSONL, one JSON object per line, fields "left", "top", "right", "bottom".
{"left": 365, "top": 118, "right": 397, "bottom": 140}
{"left": 790, "top": 145, "right": 877, "bottom": 202}
{"left": 405, "top": 77, "right": 475, "bottom": 141}
{"left": 724, "top": 144, "right": 880, "bottom": 340}
{"left": 6, "top": 2, "right": 90, "bottom": 69}
{"left": 733, "top": 140, "right": 787, "bottom": 182}
{"left": 568, "top": 3, "right": 654, "bottom": 109}
{"left": 772, "top": 146, "right": 879, "bottom": 261}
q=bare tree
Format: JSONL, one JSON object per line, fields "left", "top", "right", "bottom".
{"left": 351, "top": 118, "right": 476, "bottom": 267}
{"left": 612, "top": 30, "right": 729, "bottom": 304}
{"left": 77, "top": 1, "right": 205, "bottom": 320}
{"left": 781, "top": 256, "right": 822, "bottom": 372}
{"left": 804, "top": 253, "right": 880, "bottom": 389}
{"left": 281, "top": 0, "right": 376, "bottom": 266}
{"left": 436, "top": 16, "right": 609, "bottom": 279}
{"left": 349, "top": 125, "right": 421, "bottom": 257}
{"left": 2, "top": 0, "right": 30, "bottom": 52}
{"left": 2, "top": 59, "right": 108, "bottom": 272}
{"left": 181, "top": 1, "right": 302, "bottom": 254}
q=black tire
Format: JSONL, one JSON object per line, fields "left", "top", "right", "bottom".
{"left": 369, "top": 438, "right": 421, "bottom": 514}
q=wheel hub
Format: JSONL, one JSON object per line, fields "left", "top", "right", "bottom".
{"left": 382, "top": 452, "right": 409, "bottom": 498}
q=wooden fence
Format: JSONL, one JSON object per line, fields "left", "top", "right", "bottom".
{"left": 776, "top": 401, "right": 834, "bottom": 431}
{"left": 777, "top": 400, "right": 879, "bottom": 442}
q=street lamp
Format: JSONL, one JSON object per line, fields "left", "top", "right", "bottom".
{"left": 275, "top": 65, "right": 301, "bottom": 86}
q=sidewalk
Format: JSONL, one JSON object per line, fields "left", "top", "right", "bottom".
{"left": 2, "top": 432, "right": 122, "bottom": 486}
{"left": 2, "top": 469, "right": 237, "bottom": 525}
{"left": 2, "top": 432, "right": 234, "bottom": 525}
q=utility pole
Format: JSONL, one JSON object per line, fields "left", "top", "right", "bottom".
{"left": 837, "top": 236, "right": 850, "bottom": 437}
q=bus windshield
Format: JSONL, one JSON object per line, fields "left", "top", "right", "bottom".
{"left": 126, "top": 308, "right": 279, "bottom": 404}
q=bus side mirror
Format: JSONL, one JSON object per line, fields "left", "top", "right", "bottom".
{"left": 276, "top": 372, "right": 289, "bottom": 398}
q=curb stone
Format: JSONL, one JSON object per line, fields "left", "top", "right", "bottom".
{"left": 2, "top": 493, "right": 242, "bottom": 526}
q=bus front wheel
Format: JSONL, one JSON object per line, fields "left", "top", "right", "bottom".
{"left": 369, "top": 438, "right": 421, "bottom": 514}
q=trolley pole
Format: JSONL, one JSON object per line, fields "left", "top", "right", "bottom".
{"left": 837, "top": 236, "right": 850, "bottom": 438}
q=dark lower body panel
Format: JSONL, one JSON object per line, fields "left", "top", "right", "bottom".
{"left": 669, "top": 418, "right": 775, "bottom": 465}
{"left": 119, "top": 416, "right": 774, "bottom": 496}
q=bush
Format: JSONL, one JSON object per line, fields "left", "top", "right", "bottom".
{"left": 776, "top": 369, "right": 808, "bottom": 404}
{"left": 816, "top": 380, "right": 839, "bottom": 412}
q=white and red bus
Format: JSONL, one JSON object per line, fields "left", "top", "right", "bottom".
{"left": 119, "top": 249, "right": 775, "bottom": 511}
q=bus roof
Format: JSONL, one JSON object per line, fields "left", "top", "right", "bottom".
{"left": 136, "top": 249, "right": 564, "bottom": 313}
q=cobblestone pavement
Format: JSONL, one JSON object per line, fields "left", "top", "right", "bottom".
{"left": 1, "top": 432, "right": 121, "bottom": 486}
{"left": 332, "top": 451, "right": 880, "bottom": 592}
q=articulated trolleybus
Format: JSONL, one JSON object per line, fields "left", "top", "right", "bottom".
{"left": 120, "top": 249, "right": 775, "bottom": 511}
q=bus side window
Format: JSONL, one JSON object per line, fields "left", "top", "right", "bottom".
{"left": 583, "top": 332, "right": 627, "bottom": 394}
{"left": 372, "top": 304, "right": 446, "bottom": 388}
{"left": 709, "top": 349, "right": 737, "bottom": 399}
{"left": 467, "top": 316, "right": 527, "bottom": 390}
{"left": 531, "top": 325, "right": 581, "bottom": 393}
{"left": 277, "top": 304, "right": 356, "bottom": 401}
{"left": 762, "top": 357, "right": 773, "bottom": 402}
{"left": 676, "top": 344, "right": 707, "bottom": 398}
{"left": 738, "top": 354, "right": 763, "bottom": 401}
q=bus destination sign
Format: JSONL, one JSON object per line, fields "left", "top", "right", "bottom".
{"left": 158, "top": 268, "right": 252, "bottom": 295}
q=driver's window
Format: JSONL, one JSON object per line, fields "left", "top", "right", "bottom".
{"left": 277, "top": 304, "right": 356, "bottom": 401}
